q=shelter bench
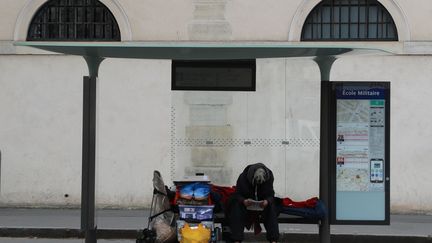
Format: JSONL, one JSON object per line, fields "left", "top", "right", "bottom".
{"left": 212, "top": 212, "right": 321, "bottom": 240}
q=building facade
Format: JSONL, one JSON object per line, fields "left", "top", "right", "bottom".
{"left": 1, "top": 0, "right": 432, "bottom": 214}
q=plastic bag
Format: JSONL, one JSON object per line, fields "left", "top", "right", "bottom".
{"left": 180, "top": 223, "right": 211, "bottom": 243}
{"left": 149, "top": 171, "right": 176, "bottom": 242}
{"left": 179, "top": 183, "right": 210, "bottom": 201}
{"left": 153, "top": 218, "right": 176, "bottom": 243}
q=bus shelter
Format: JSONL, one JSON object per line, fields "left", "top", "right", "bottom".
{"left": 14, "top": 41, "right": 392, "bottom": 243}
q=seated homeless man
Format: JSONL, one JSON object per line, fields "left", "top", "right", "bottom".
{"left": 228, "top": 163, "right": 279, "bottom": 243}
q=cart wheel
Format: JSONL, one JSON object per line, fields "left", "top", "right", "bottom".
{"left": 212, "top": 226, "right": 222, "bottom": 242}
{"left": 136, "top": 228, "right": 157, "bottom": 243}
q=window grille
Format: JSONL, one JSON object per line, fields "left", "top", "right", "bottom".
{"left": 27, "top": 0, "right": 120, "bottom": 41}
{"left": 301, "top": 0, "right": 398, "bottom": 41}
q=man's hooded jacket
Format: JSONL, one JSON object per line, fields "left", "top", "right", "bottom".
{"left": 233, "top": 163, "right": 275, "bottom": 204}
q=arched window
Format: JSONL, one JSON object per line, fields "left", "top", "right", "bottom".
{"left": 301, "top": 0, "right": 398, "bottom": 41}
{"left": 27, "top": 0, "right": 121, "bottom": 41}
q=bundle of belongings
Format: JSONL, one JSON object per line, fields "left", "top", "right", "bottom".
{"left": 174, "top": 178, "right": 216, "bottom": 243}
{"left": 179, "top": 223, "right": 211, "bottom": 243}
{"left": 140, "top": 171, "right": 327, "bottom": 242}
{"left": 171, "top": 183, "right": 326, "bottom": 231}
{"left": 137, "top": 171, "right": 177, "bottom": 243}
{"left": 180, "top": 184, "right": 327, "bottom": 221}
{"left": 276, "top": 196, "right": 326, "bottom": 220}
{"left": 176, "top": 182, "right": 211, "bottom": 205}
{"left": 172, "top": 184, "right": 326, "bottom": 239}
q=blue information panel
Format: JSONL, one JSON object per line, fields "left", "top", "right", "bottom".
{"left": 331, "top": 82, "right": 390, "bottom": 225}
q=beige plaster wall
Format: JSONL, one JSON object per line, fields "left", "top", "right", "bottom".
{"left": 0, "top": 0, "right": 426, "bottom": 42}
{"left": 1, "top": 0, "right": 432, "bottom": 213}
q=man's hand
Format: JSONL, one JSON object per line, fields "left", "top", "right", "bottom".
{"left": 243, "top": 199, "right": 253, "bottom": 207}
{"left": 259, "top": 199, "right": 269, "bottom": 208}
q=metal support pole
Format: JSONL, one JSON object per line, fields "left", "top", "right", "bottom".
{"left": 81, "top": 56, "right": 104, "bottom": 243}
{"left": 314, "top": 56, "right": 337, "bottom": 243}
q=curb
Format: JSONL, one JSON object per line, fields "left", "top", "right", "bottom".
{"left": 1, "top": 228, "right": 432, "bottom": 242}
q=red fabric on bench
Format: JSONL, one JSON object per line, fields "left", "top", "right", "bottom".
{"left": 281, "top": 197, "right": 318, "bottom": 208}
{"left": 210, "top": 184, "right": 236, "bottom": 205}
{"left": 168, "top": 183, "right": 318, "bottom": 210}
{"left": 210, "top": 184, "right": 318, "bottom": 208}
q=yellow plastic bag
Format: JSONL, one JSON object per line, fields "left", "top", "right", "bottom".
{"left": 180, "top": 223, "right": 211, "bottom": 243}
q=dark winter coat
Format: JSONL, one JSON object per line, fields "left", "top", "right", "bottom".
{"left": 233, "top": 163, "right": 275, "bottom": 204}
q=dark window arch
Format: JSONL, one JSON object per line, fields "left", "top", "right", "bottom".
{"left": 27, "top": 0, "right": 121, "bottom": 41}
{"left": 301, "top": 0, "right": 398, "bottom": 41}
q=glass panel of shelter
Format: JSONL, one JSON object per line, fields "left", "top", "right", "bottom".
{"left": 246, "top": 59, "right": 286, "bottom": 196}
{"left": 171, "top": 58, "right": 322, "bottom": 199}
{"left": 171, "top": 90, "right": 248, "bottom": 187}
{"left": 284, "top": 59, "right": 321, "bottom": 199}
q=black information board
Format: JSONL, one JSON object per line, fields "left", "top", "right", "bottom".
{"left": 330, "top": 82, "right": 390, "bottom": 225}
{"left": 172, "top": 60, "right": 256, "bottom": 91}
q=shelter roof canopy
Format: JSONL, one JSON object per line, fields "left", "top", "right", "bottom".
{"left": 14, "top": 41, "right": 393, "bottom": 60}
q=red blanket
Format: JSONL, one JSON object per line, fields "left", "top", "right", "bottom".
{"left": 281, "top": 197, "right": 318, "bottom": 208}
{"left": 210, "top": 184, "right": 318, "bottom": 208}
{"left": 210, "top": 184, "right": 236, "bottom": 204}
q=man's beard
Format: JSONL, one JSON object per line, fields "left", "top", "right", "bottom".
{"left": 253, "top": 168, "right": 266, "bottom": 185}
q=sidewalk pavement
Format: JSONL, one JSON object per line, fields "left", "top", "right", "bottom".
{"left": 1, "top": 208, "right": 432, "bottom": 242}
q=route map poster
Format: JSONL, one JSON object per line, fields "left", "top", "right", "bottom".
{"left": 336, "top": 90, "right": 385, "bottom": 192}
{"left": 332, "top": 82, "right": 390, "bottom": 224}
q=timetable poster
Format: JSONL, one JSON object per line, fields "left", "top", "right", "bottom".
{"left": 336, "top": 86, "right": 386, "bottom": 192}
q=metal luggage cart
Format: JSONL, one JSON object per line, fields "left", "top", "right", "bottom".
{"left": 137, "top": 170, "right": 176, "bottom": 243}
